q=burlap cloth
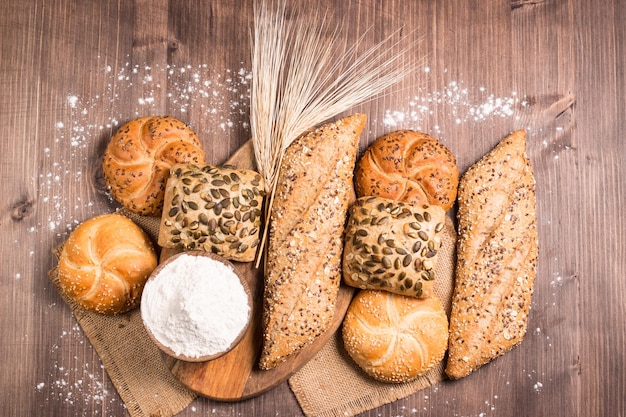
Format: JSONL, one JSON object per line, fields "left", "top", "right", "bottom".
{"left": 48, "top": 209, "right": 456, "bottom": 417}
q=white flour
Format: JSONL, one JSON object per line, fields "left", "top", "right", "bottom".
{"left": 141, "top": 254, "right": 250, "bottom": 358}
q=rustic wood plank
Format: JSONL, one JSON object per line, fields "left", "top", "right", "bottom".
{"left": 1, "top": 1, "right": 133, "bottom": 416}
{"left": 574, "top": 1, "right": 626, "bottom": 416}
{"left": 1, "top": 0, "right": 625, "bottom": 416}
{"left": 509, "top": 1, "right": 582, "bottom": 417}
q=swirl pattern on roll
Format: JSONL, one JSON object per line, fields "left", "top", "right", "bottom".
{"left": 57, "top": 214, "right": 158, "bottom": 315}
{"left": 355, "top": 130, "right": 458, "bottom": 211}
{"left": 102, "top": 116, "right": 206, "bottom": 216}
{"left": 342, "top": 290, "right": 449, "bottom": 383}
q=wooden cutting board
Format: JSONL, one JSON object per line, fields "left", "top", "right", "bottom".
{"left": 160, "top": 140, "right": 355, "bottom": 401}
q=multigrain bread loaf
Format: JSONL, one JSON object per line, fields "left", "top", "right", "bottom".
{"left": 157, "top": 164, "right": 265, "bottom": 262}
{"left": 355, "top": 130, "right": 458, "bottom": 211}
{"left": 259, "top": 114, "right": 366, "bottom": 370}
{"left": 342, "top": 290, "right": 449, "bottom": 383}
{"left": 342, "top": 196, "right": 446, "bottom": 298}
{"left": 445, "top": 130, "right": 538, "bottom": 379}
{"left": 57, "top": 214, "right": 158, "bottom": 315}
{"left": 103, "top": 116, "right": 206, "bottom": 216}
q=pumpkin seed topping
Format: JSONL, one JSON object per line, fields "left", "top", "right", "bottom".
{"left": 342, "top": 196, "right": 446, "bottom": 298}
{"left": 159, "top": 164, "right": 266, "bottom": 262}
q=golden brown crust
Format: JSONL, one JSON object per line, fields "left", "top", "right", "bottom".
{"left": 342, "top": 290, "right": 449, "bottom": 383}
{"left": 259, "top": 114, "right": 366, "bottom": 370}
{"left": 57, "top": 214, "right": 158, "bottom": 315}
{"left": 445, "top": 130, "right": 538, "bottom": 379}
{"left": 342, "top": 196, "right": 446, "bottom": 297}
{"left": 102, "top": 116, "right": 206, "bottom": 216}
{"left": 355, "top": 130, "right": 459, "bottom": 211}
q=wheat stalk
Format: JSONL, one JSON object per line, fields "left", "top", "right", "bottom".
{"left": 251, "top": 0, "right": 419, "bottom": 265}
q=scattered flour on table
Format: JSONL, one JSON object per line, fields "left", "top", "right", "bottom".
{"left": 37, "top": 60, "right": 255, "bottom": 415}
{"left": 35, "top": 59, "right": 561, "bottom": 415}
{"left": 36, "top": 323, "right": 121, "bottom": 416}
{"left": 379, "top": 80, "right": 527, "bottom": 135}
{"left": 40, "top": 61, "right": 253, "bottom": 239}
{"left": 40, "top": 62, "right": 549, "bottom": 242}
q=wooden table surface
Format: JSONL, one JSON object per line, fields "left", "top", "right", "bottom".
{"left": 2, "top": 0, "right": 624, "bottom": 416}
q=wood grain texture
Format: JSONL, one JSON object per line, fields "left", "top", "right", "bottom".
{"left": 1, "top": 0, "right": 624, "bottom": 416}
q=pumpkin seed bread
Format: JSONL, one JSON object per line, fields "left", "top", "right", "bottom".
{"left": 342, "top": 196, "right": 445, "bottom": 298}
{"left": 157, "top": 164, "right": 265, "bottom": 262}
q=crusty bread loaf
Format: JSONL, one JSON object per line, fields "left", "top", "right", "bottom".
{"left": 259, "top": 114, "right": 366, "bottom": 370}
{"left": 157, "top": 164, "right": 265, "bottom": 262}
{"left": 342, "top": 290, "right": 449, "bottom": 383}
{"left": 342, "top": 196, "right": 446, "bottom": 298}
{"left": 445, "top": 130, "right": 538, "bottom": 379}
{"left": 102, "top": 116, "right": 206, "bottom": 216}
{"left": 355, "top": 130, "right": 458, "bottom": 211}
{"left": 57, "top": 214, "right": 158, "bottom": 315}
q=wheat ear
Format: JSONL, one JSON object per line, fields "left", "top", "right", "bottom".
{"left": 251, "top": 0, "right": 420, "bottom": 266}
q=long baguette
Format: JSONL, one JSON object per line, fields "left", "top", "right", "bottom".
{"left": 445, "top": 130, "right": 538, "bottom": 379}
{"left": 259, "top": 114, "right": 366, "bottom": 370}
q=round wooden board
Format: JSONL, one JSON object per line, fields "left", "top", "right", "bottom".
{"left": 161, "top": 140, "right": 355, "bottom": 401}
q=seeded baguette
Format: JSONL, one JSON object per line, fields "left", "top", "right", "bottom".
{"left": 445, "top": 130, "right": 538, "bottom": 379}
{"left": 342, "top": 196, "right": 445, "bottom": 297}
{"left": 259, "top": 114, "right": 366, "bottom": 370}
{"left": 157, "top": 164, "right": 265, "bottom": 262}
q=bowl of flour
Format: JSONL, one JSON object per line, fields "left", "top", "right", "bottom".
{"left": 140, "top": 251, "right": 252, "bottom": 362}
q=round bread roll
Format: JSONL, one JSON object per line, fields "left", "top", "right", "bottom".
{"left": 57, "top": 214, "right": 158, "bottom": 315}
{"left": 102, "top": 116, "right": 206, "bottom": 216}
{"left": 342, "top": 290, "right": 449, "bottom": 383}
{"left": 355, "top": 130, "right": 459, "bottom": 211}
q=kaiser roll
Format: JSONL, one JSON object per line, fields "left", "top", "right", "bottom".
{"left": 102, "top": 116, "right": 206, "bottom": 216}
{"left": 57, "top": 214, "right": 158, "bottom": 315}
{"left": 355, "top": 130, "right": 458, "bottom": 211}
{"left": 342, "top": 289, "right": 449, "bottom": 383}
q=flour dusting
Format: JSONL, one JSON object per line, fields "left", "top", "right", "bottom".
{"left": 36, "top": 324, "right": 120, "bottom": 416}
{"left": 380, "top": 81, "right": 526, "bottom": 134}
{"left": 38, "top": 57, "right": 558, "bottom": 415}
{"left": 41, "top": 61, "right": 253, "bottom": 239}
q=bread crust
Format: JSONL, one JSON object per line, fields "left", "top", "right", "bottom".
{"left": 57, "top": 214, "right": 158, "bottom": 315}
{"left": 259, "top": 114, "right": 366, "bottom": 370}
{"left": 355, "top": 130, "right": 458, "bottom": 210}
{"left": 157, "top": 164, "right": 265, "bottom": 262}
{"left": 342, "top": 196, "right": 446, "bottom": 297}
{"left": 102, "top": 116, "right": 205, "bottom": 216}
{"left": 445, "top": 130, "right": 538, "bottom": 379}
{"left": 342, "top": 290, "right": 449, "bottom": 383}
